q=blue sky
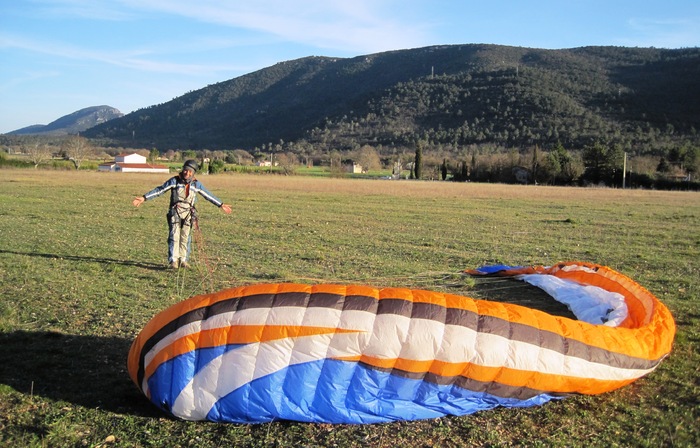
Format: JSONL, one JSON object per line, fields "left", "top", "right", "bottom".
{"left": 1, "top": 0, "right": 699, "bottom": 134}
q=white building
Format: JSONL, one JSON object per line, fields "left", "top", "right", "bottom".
{"left": 343, "top": 160, "right": 365, "bottom": 174}
{"left": 98, "top": 153, "right": 170, "bottom": 173}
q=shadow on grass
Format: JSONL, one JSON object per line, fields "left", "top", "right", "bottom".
{"left": 0, "top": 249, "right": 166, "bottom": 271}
{"left": 0, "top": 330, "right": 160, "bottom": 417}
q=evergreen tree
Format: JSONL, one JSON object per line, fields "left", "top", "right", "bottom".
{"left": 582, "top": 141, "right": 624, "bottom": 185}
{"left": 531, "top": 145, "right": 539, "bottom": 182}
{"left": 149, "top": 148, "right": 160, "bottom": 163}
{"left": 414, "top": 140, "right": 424, "bottom": 179}
{"left": 582, "top": 141, "right": 609, "bottom": 184}
{"left": 684, "top": 145, "right": 699, "bottom": 179}
{"left": 657, "top": 157, "right": 670, "bottom": 173}
{"left": 470, "top": 152, "right": 477, "bottom": 181}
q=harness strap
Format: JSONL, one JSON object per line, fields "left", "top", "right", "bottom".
{"left": 170, "top": 202, "right": 198, "bottom": 223}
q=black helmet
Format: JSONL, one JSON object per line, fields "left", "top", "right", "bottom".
{"left": 182, "top": 159, "right": 199, "bottom": 173}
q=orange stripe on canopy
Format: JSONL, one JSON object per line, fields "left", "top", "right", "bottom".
{"left": 143, "top": 325, "right": 360, "bottom": 382}
{"left": 355, "top": 355, "right": 638, "bottom": 395}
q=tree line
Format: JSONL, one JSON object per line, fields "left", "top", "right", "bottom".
{"left": 7, "top": 134, "right": 698, "bottom": 191}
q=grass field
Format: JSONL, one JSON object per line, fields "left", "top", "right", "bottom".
{"left": 0, "top": 169, "right": 698, "bottom": 447}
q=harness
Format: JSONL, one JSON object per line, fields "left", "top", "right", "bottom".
{"left": 169, "top": 202, "right": 198, "bottom": 224}
{"left": 169, "top": 179, "right": 198, "bottom": 224}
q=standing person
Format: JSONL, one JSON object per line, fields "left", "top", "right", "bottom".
{"left": 132, "top": 159, "right": 232, "bottom": 269}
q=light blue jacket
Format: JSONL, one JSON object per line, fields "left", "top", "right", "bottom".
{"left": 143, "top": 176, "right": 224, "bottom": 214}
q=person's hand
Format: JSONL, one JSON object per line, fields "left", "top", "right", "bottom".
{"left": 220, "top": 204, "right": 232, "bottom": 214}
{"left": 133, "top": 196, "right": 145, "bottom": 207}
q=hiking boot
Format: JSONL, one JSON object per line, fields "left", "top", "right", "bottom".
{"left": 169, "top": 261, "right": 179, "bottom": 269}
{"left": 180, "top": 260, "right": 190, "bottom": 269}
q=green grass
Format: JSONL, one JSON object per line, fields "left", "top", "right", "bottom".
{"left": 0, "top": 170, "right": 698, "bottom": 447}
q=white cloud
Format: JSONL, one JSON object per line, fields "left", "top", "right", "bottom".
{"left": 26, "top": 0, "right": 136, "bottom": 21}
{"left": 622, "top": 17, "right": 700, "bottom": 48}
{"left": 0, "top": 70, "right": 60, "bottom": 92}
{"left": 0, "top": 33, "right": 248, "bottom": 76}
{"left": 9, "top": 0, "right": 430, "bottom": 79}
{"left": 117, "top": 0, "right": 428, "bottom": 53}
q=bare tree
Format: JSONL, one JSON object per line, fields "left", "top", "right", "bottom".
{"left": 24, "top": 141, "right": 53, "bottom": 168}
{"left": 357, "top": 145, "right": 381, "bottom": 173}
{"left": 230, "top": 149, "right": 253, "bottom": 165}
{"left": 62, "top": 135, "right": 94, "bottom": 169}
{"left": 164, "top": 149, "right": 179, "bottom": 161}
{"left": 275, "top": 152, "right": 298, "bottom": 175}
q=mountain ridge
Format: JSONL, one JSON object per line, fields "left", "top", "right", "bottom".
{"left": 8, "top": 106, "right": 123, "bottom": 136}
{"left": 17, "top": 44, "right": 700, "bottom": 155}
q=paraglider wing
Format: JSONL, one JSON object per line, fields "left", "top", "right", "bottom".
{"left": 127, "top": 262, "right": 675, "bottom": 424}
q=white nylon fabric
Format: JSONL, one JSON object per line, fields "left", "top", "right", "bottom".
{"left": 516, "top": 274, "right": 628, "bottom": 326}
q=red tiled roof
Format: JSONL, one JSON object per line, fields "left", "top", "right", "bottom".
{"left": 117, "top": 163, "right": 169, "bottom": 169}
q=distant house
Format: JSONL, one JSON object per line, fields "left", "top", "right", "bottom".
{"left": 343, "top": 160, "right": 364, "bottom": 174}
{"left": 98, "top": 153, "right": 170, "bottom": 173}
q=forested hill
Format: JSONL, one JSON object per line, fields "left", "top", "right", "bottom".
{"left": 84, "top": 44, "right": 700, "bottom": 154}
